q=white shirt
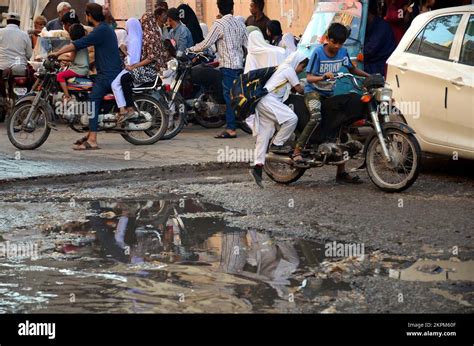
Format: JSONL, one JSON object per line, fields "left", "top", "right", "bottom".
{"left": 0, "top": 24, "right": 32, "bottom": 70}
{"left": 192, "top": 14, "right": 248, "bottom": 70}
{"left": 264, "top": 65, "right": 300, "bottom": 101}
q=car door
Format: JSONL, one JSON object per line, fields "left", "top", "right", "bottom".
{"left": 392, "top": 13, "right": 464, "bottom": 148}
{"left": 446, "top": 14, "right": 474, "bottom": 156}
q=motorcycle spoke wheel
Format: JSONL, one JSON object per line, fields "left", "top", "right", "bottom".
{"left": 7, "top": 103, "right": 50, "bottom": 150}
{"left": 121, "top": 96, "right": 167, "bottom": 145}
{"left": 366, "top": 129, "right": 421, "bottom": 192}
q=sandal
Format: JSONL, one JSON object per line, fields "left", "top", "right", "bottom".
{"left": 117, "top": 110, "right": 138, "bottom": 124}
{"left": 292, "top": 153, "right": 310, "bottom": 168}
{"left": 336, "top": 172, "right": 363, "bottom": 185}
{"left": 215, "top": 131, "right": 237, "bottom": 139}
{"left": 73, "top": 141, "right": 100, "bottom": 151}
{"left": 74, "top": 136, "right": 89, "bottom": 146}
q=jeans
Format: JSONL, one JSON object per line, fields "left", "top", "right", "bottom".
{"left": 89, "top": 76, "right": 114, "bottom": 132}
{"left": 221, "top": 68, "right": 242, "bottom": 131}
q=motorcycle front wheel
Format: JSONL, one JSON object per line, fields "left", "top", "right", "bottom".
{"left": 162, "top": 95, "right": 186, "bottom": 140}
{"left": 366, "top": 128, "right": 421, "bottom": 192}
{"left": 121, "top": 95, "right": 168, "bottom": 145}
{"left": 7, "top": 101, "right": 51, "bottom": 150}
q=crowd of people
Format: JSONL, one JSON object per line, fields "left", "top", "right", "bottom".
{"left": 0, "top": 0, "right": 449, "bottom": 184}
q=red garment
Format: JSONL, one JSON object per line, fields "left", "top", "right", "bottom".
{"left": 385, "top": 1, "right": 407, "bottom": 44}
{"left": 57, "top": 69, "right": 83, "bottom": 83}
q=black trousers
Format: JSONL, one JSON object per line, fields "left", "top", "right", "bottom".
{"left": 120, "top": 72, "right": 134, "bottom": 108}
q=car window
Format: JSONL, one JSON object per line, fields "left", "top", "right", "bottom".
{"left": 459, "top": 15, "right": 474, "bottom": 66}
{"left": 407, "top": 14, "right": 462, "bottom": 61}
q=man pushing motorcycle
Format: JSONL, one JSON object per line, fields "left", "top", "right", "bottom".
{"left": 50, "top": 3, "right": 122, "bottom": 150}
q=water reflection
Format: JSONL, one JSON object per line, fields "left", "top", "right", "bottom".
{"left": 0, "top": 197, "right": 349, "bottom": 313}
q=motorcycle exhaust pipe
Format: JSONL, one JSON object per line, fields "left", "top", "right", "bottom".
{"left": 266, "top": 152, "right": 294, "bottom": 165}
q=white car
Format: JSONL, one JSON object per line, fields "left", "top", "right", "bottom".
{"left": 387, "top": 5, "right": 474, "bottom": 160}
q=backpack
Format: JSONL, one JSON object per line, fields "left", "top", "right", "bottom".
{"left": 230, "top": 66, "right": 278, "bottom": 121}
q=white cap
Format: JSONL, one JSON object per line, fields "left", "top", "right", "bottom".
{"left": 57, "top": 2, "right": 72, "bottom": 13}
{"left": 3, "top": 12, "right": 21, "bottom": 21}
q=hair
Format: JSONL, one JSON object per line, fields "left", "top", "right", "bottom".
{"left": 217, "top": 0, "right": 234, "bottom": 16}
{"left": 252, "top": 0, "right": 265, "bottom": 12}
{"left": 267, "top": 20, "right": 282, "bottom": 37}
{"left": 368, "top": 0, "right": 379, "bottom": 16}
{"left": 156, "top": 0, "right": 169, "bottom": 11}
{"left": 69, "top": 23, "right": 86, "bottom": 40}
{"left": 85, "top": 3, "right": 105, "bottom": 22}
{"left": 163, "top": 39, "right": 176, "bottom": 58}
{"left": 178, "top": 4, "right": 204, "bottom": 44}
{"left": 61, "top": 11, "right": 80, "bottom": 25}
{"left": 6, "top": 19, "right": 20, "bottom": 26}
{"left": 154, "top": 7, "right": 167, "bottom": 18}
{"left": 104, "top": 8, "right": 116, "bottom": 25}
{"left": 57, "top": 2, "right": 71, "bottom": 13}
{"left": 34, "top": 15, "right": 47, "bottom": 26}
{"left": 327, "top": 22, "right": 348, "bottom": 43}
{"left": 167, "top": 8, "right": 180, "bottom": 22}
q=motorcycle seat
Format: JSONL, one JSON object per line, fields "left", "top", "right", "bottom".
{"left": 67, "top": 77, "right": 94, "bottom": 91}
{"left": 133, "top": 81, "right": 156, "bottom": 89}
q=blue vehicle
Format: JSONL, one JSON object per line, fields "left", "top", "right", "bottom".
{"left": 298, "top": 0, "right": 369, "bottom": 95}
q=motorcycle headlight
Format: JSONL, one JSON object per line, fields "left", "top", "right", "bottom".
{"left": 375, "top": 88, "right": 392, "bottom": 102}
{"left": 169, "top": 60, "right": 178, "bottom": 71}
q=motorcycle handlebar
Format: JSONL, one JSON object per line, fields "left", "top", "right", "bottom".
{"left": 327, "top": 73, "right": 363, "bottom": 89}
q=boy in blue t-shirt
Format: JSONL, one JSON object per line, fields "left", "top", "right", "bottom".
{"left": 293, "top": 23, "right": 369, "bottom": 184}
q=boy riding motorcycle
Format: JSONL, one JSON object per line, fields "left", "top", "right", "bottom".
{"left": 293, "top": 23, "right": 369, "bottom": 184}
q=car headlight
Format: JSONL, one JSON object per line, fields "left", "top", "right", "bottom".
{"left": 375, "top": 88, "right": 393, "bottom": 102}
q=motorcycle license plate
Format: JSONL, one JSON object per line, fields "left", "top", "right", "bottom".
{"left": 14, "top": 88, "right": 27, "bottom": 96}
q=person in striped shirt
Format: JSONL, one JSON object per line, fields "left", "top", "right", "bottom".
{"left": 189, "top": 0, "right": 249, "bottom": 139}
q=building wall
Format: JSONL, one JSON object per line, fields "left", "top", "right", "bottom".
{"left": 111, "top": 0, "right": 319, "bottom": 36}
{"left": 200, "top": 0, "right": 319, "bottom": 36}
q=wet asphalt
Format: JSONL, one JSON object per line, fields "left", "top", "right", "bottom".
{"left": 0, "top": 156, "right": 472, "bottom": 313}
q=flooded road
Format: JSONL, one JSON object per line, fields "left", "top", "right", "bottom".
{"left": 1, "top": 163, "right": 473, "bottom": 314}
{"left": 0, "top": 196, "right": 356, "bottom": 313}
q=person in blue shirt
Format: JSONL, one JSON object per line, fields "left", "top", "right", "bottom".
{"left": 167, "top": 8, "right": 194, "bottom": 56}
{"left": 293, "top": 23, "right": 369, "bottom": 184}
{"left": 51, "top": 3, "right": 122, "bottom": 151}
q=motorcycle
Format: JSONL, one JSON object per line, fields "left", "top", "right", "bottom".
{"left": 6, "top": 56, "right": 169, "bottom": 150}
{"left": 264, "top": 73, "right": 422, "bottom": 193}
{"left": 160, "top": 50, "right": 251, "bottom": 140}
{"left": 0, "top": 62, "right": 35, "bottom": 122}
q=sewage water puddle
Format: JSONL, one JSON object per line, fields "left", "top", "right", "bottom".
{"left": 0, "top": 197, "right": 353, "bottom": 313}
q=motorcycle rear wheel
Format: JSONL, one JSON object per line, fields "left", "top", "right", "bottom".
{"left": 7, "top": 101, "right": 51, "bottom": 150}
{"left": 264, "top": 160, "right": 306, "bottom": 185}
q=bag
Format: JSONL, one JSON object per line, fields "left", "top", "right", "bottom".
{"left": 230, "top": 66, "right": 278, "bottom": 121}
{"left": 130, "top": 63, "right": 158, "bottom": 84}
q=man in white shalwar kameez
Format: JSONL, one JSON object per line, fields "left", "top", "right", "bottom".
{"left": 249, "top": 51, "right": 309, "bottom": 188}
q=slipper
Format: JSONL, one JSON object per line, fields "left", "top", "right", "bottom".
{"left": 336, "top": 172, "right": 363, "bottom": 185}
{"left": 292, "top": 153, "right": 310, "bottom": 169}
{"left": 74, "top": 136, "right": 89, "bottom": 146}
{"left": 215, "top": 131, "right": 237, "bottom": 139}
{"left": 73, "top": 141, "right": 100, "bottom": 151}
